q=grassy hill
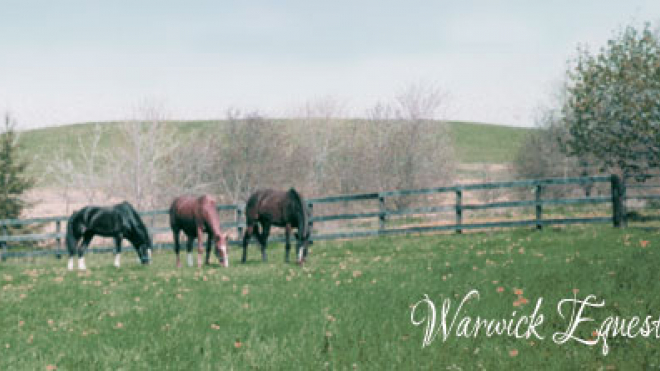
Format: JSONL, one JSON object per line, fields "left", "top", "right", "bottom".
{"left": 447, "top": 121, "right": 532, "bottom": 163}
{"left": 17, "top": 120, "right": 533, "bottom": 182}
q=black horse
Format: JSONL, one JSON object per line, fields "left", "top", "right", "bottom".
{"left": 66, "top": 201, "right": 152, "bottom": 270}
{"left": 242, "top": 188, "right": 311, "bottom": 264}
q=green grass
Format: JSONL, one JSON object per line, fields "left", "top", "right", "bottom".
{"left": 448, "top": 121, "right": 532, "bottom": 163}
{"left": 1, "top": 226, "right": 659, "bottom": 369}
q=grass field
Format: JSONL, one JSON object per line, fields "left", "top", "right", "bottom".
{"left": 448, "top": 121, "right": 531, "bottom": 164}
{"left": 1, "top": 225, "right": 659, "bottom": 370}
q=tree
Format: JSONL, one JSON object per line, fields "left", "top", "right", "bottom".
{"left": 0, "top": 114, "right": 35, "bottom": 225}
{"left": 334, "top": 82, "right": 455, "bottom": 208}
{"left": 514, "top": 106, "right": 598, "bottom": 197}
{"left": 561, "top": 23, "right": 660, "bottom": 178}
{"left": 294, "top": 96, "right": 347, "bottom": 195}
{"left": 106, "top": 105, "right": 179, "bottom": 210}
{"left": 46, "top": 123, "right": 107, "bottom": 212}
{"left": 214, "top": 110, "right": 293, "bottom": 203}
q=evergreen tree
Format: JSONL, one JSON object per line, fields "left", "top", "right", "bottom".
{"left": 0, "top": 114, "right": 34, "bottom": 226}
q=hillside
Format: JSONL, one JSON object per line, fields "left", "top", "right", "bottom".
{"left": 447, "top": 121, "right": 531, "bottom": 163}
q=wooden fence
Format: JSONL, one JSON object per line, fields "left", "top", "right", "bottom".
{"left": 1, "top": 174, "right": 658, "bottom": 260}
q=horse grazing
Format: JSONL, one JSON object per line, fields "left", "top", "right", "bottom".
{"left": 66, "top": 201, "right": 152, "bottom": 270}
{"left": 169, "top": 195, "right": 229, "bottom": 268}
{"left": 242, "top": 188, "right": 311, "bottom": 265}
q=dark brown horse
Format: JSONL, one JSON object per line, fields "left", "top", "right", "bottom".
{"left": 169, "top": 195, "right": 229, "bottom": 268}
{"left": 242, "top": 188, "right": 311, "bottom": 264}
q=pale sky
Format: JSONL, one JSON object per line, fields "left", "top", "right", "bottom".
{"left": 1, "top": 0, "right": 659, "bottom": 129}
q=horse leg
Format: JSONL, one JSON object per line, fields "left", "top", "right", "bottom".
{"left": 205, "top": 233, "right": 212, "bottom": 265}
{"left": 297, "top": 241, "right": 305, "bottom": 265}
{"left": 259, "top": 222, "right": 271, "bottom": 262}
{"left": 196, "top": 227, "right": 204, "bottom": 268}
{"left": 173, "top": 229, "right": 182, "bottom": 268}
{"left": 78, "top": 233, "right": 94, "bottom": 270}
{"left": 186, "top": 236, "right": 194, "bottom": 267}
{"left": 114, "top": 235, "right": 122, "bottom": 268}
{"left": 66, "top": 236, "right": 79, "bottom": 271}
{"left": 242, "top": 224, "right": 254, "bottom": 263}
{"left": 285, "top": 224, "right": 292, "bottom": 263}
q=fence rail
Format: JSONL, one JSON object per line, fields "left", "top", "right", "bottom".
{"left": 1, "top": 174, "right": 656, "bottom": 260}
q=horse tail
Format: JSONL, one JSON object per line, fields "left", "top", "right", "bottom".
{"left": 65, "top": 209, "right": 83, "bottom": 256}
{"left": 244, "top": 191, "right": 261, "bottom": 221}
{"left": 288, "top": 188, "right": 308, "bottom": 239}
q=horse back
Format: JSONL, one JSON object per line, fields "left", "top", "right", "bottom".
{"left": 75, "top": 205, "right": 123, "bottom": 236}
{"left": 245, "top": 189, "right": 282, "bottom": 221}
{"left": 246, "top": 189, "right": 306, "bottom": 228}
{"left": 170, "top": 195, "right": 221, "bottom": 237}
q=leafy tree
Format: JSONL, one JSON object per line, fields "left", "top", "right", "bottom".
{"left": 0, "top": 114, "right": 34, "bottom": 226}
{"left": 561, "top": 23, "right": 660, "bottom": 178}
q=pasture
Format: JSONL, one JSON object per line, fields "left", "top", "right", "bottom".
{"left": 1, "top": 225, "right": 659, "bottom": 369}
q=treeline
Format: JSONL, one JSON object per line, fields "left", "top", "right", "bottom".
{"left": 45, "top": 83, "right": 455, "bottom": 211}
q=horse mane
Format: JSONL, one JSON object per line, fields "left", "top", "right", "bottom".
{"left": 116, "top": 202, "right": 150, "bottom": 246}
{"left": 287, "top": 188, "right": 308, "bottom": 237}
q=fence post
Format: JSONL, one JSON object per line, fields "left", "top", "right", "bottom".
{"left": 535, "top": 185, "right": 543, "bottom": 230}
{"left": 55, "top": 220, "right": 62, "bottom": 259}
{"left": 455, "top": 189, "right": 462, "bottom": 234}
{"left": 378, "top": 195, "right": 386, "bottom": 233}
{"left": 611, "top": 174, "right": 624, "bottom": 228}
{"left": 0, "top": 224, "right": 7, "bottom": 262}
{"left": 307, "top": 202, "right": 314, "bottom": 242}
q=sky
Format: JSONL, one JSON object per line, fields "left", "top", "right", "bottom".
{"left": 1, "top": 0, "right": 659, "bottom": 129}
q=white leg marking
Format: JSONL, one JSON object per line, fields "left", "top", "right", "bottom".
{"left": 298, "top": 248, "right": 304, "bottom": 263}
{"left": 221, "top": 246, "right": 228, "bottom": 267}
{"left": 187, "top": 253, "right": 193, "bottom": 267}
{"left": 147, "top": 249, "right": 152, "bottom": 262}
{"left": 78, "top": 257, "right": 87, "bottom": 271}
{"left": 67, "top": 258, "right": 74, "bottom": 271}
{"left": 114, "top": 254, "right": 121, "bottom": 268}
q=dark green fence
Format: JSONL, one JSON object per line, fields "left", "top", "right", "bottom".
{"left": 1, "top": 174, "right": 654, "bottom": 260}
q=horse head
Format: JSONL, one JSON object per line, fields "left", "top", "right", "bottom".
{"left": 128, "top": 219, "right": 152, "bottom": 265}
{"left": 215, "top": 232, "right": 230, "bottom": 267}
{"left": 138, "top": 236, "right": 153, "bottom": 265}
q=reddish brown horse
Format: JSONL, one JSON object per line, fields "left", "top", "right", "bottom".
{"left": 242, "top": 188, "right": 311, "bottom": 265}
{"left": 169, "top": 195, "right": 229, "bottom": 268}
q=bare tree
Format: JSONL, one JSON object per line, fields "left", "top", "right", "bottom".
{"left": 105, "top": 105, "right": 179, "bottom": 210}
{"left": 334, "top": 82, "right": 455, "bottom": 208}
{"left": 214, "top": 110, "right": 293, "bottom": 203}
{"left": 46, "top": 124, "right": 108, "bottom": 211}
{"left": 514, "top": 105, "right": 601, "bottom": 197}
{"left": 294, "top": 97, "right": 347, "bottom": 195}
{"left": 162, "top": 132, "right": 218, "bottom": 198}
